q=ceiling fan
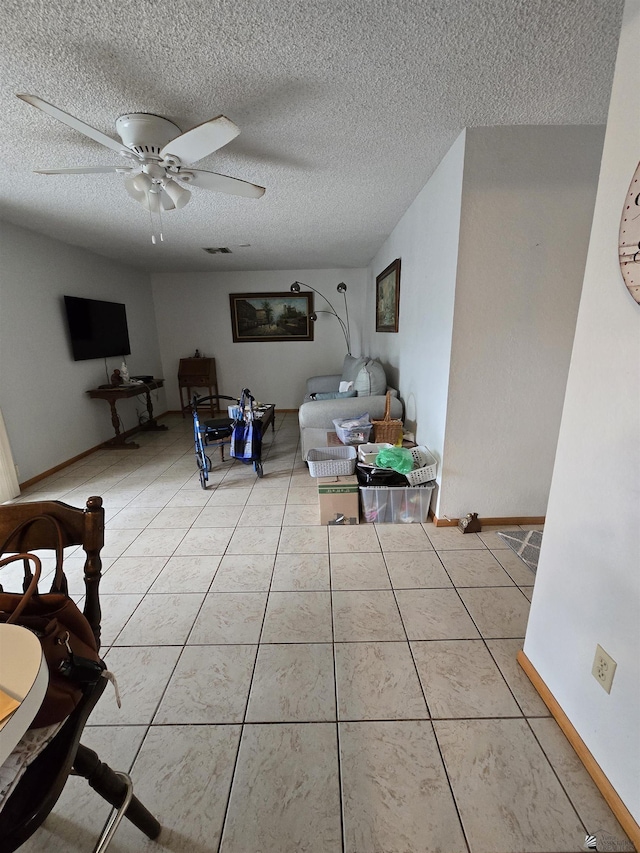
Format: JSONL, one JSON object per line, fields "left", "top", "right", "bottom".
{"left": 17, "top": 94, "right": 266, "bottom": 216}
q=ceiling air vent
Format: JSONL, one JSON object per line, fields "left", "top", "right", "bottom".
{"left": 203, "top": 247, "right": 232, "bottom": 254}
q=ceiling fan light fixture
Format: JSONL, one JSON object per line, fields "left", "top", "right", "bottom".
{"left": 132, "top": 172, "right": 152, "bottom": 192}
{"left": 163, "top": 178, "right": 191, "bottom": 209}
{"left": 124, "top": 175, "right": 147, "bottom": 205}
{"left": 161, "top": 191, "right": 175, "bottom": 211}
{"left": 147, "top": 190, "right": 161, "bottom": 214}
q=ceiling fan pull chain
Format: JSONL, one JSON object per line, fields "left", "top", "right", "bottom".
{"left": 148, "top": 203, "right": 156, "bottom": 245}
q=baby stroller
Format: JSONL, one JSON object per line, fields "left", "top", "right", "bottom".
{"left": 192, "top": 390, "right": 264, "bottom": 489}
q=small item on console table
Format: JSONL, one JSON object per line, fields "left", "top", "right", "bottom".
{"left": 110, "top": 368, "right": 123, "bottom": 386}
{"left": 458, "top": 512, "right": 482, "bottom": 534}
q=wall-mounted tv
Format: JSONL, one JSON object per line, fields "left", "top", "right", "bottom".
{"left": 64, "top": 295, "right": 131, "bottom": 361}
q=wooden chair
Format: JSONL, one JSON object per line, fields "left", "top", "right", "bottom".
{"left": 0, "top": 496, "right": 161, "bottom": 852}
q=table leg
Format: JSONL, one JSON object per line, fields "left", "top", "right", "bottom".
{"left": 104, "top": 400, "right": 140, "bottom": 449}
{"left": 262, "top": 406, "right": 275, "bottom": 432}
{"left": 140, "top": 389, "right": 168, "bottom": 432}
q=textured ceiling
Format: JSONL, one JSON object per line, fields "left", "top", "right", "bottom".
{"left": 0, "top": 0, "right": 624, "bottom": 273}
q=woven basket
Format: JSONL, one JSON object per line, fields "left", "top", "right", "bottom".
{"left": 371, "top": 392, "right": 403, "bottom": 445}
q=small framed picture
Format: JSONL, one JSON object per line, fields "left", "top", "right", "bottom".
{"left": 229, "top": 292, "right": 314, "bottom": 342}
{"left": 375, "top": 258, "right": 401, "bottom": 332}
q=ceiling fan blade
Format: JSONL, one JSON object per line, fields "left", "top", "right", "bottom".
{"left": 17, "top": 94, "right": 129, "bottom": 156}
{"left": 160, "top": 115, "right": 240, "bottom": 164}
{"left": 34, "top": 166, "right": 133, "bottom": 175}
{"left": 181, "top": 169, "right": 265, "bottom": 199}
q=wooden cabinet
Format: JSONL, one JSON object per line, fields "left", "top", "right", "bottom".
{"left": 178, "top": 358, "right": 219, "bottom": 416}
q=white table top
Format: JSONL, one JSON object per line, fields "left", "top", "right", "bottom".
{"left": 0, "top": 623, "right": 48, "bottom": 764}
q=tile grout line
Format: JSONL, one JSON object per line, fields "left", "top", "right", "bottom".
{"left": 328, "top": 530, "right": 348, "bottom": 853}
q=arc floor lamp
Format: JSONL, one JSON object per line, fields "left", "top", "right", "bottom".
{"left": 290, "top": 281, "right": 351, "bottom": 354}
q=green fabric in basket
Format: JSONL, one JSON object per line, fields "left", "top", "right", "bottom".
{"left": 375, "top": 446, "right": 413, "bottom": 474}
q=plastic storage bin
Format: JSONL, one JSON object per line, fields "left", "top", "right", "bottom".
{"left": 359, "top": 486, "right": 391, "bottom": 523}
{"left": 332, "top": 417, "right": 373, "bottom": 446}
{"left": 360, "top": 482, "right": 435, "bottom": 523}
{"left": 307, "top": 446, "right": 357, "bottom": 477}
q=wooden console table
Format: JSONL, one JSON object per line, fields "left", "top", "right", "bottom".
{"left": 178, "top": 358, "right": 218, "bottom": 417}
{"left": 87, "top": 379, "right": 167, "bottom": 449}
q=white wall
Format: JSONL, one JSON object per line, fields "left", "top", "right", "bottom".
{"left": 442, "top": 125, "right": 604, "bottom": 518}
{"left": 151, "top": 269, "right": 367, "bottom": 410}
{"left": 525, "top": 0, "right": 640, "bottom": 821}
{"left": 365, "top": 131, "right": 466, "bottom": 498}
{"left": 366, "top": 126, "right": 603, "bottom": 519}
{"left": 0, "top": 222, "right": 163, "bottom": 482}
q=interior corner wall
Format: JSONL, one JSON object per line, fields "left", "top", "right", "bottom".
{"left": 525, "top": 0, "right": 640, "bottom": 821}
{"left": 0, "top": 221, "right": 163, "bottom": 483}
{"left": 440, "top": 124, "right": 604, "bottom": 518}
{"left": 151, "top": 269, "right": 367, "bottom": 411}
{"left": 364, "top": 130, "right": 466, "bottom": 496}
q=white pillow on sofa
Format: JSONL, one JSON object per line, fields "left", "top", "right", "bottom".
{"left": 354, "top": 359, "right": 387, "bottom": 396}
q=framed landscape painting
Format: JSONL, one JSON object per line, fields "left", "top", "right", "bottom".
{"left": 229, "top": 292, "right": 314, "bottom": 342}
{"left": 376, "top": 258, "right": 401, "bottom": 332}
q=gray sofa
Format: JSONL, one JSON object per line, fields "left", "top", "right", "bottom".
{"left": 298, "top": 355, "right": 403, "bottom": 459}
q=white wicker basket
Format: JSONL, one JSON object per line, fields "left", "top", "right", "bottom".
{"left": 405, "top": 446, "right": 438, "bottom": 485}
{"left": 307, "top": 446, "right": 357, "bottom": 477}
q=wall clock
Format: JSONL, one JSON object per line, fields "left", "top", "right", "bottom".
{"left": 619, "top": 161, "right": 640, "bottom": 305}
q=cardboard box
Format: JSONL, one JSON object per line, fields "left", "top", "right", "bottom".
{"left": 318, "top": 475, "right": 360, "bottom": 525}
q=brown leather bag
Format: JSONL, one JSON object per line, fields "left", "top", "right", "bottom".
{"left": 0, "top": 515, "right": 104, "bottom": 728}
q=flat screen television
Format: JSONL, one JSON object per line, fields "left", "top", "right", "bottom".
{"left": 64, "top": 295, "right": 131, "bottom": 361}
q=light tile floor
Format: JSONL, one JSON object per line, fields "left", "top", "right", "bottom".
{"left": 10, "top": 412, "right": 632, "bottom": 853}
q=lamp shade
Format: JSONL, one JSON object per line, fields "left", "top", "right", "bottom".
{"left": 132, "top": 172, "right": 153, "bottom": 192}
{"left": 163, "top": 178, "right": 191, "bottom": 209}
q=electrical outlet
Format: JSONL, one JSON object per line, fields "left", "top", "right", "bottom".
{"left": 592, "top": 644, "right": 617, "bottom": 694}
